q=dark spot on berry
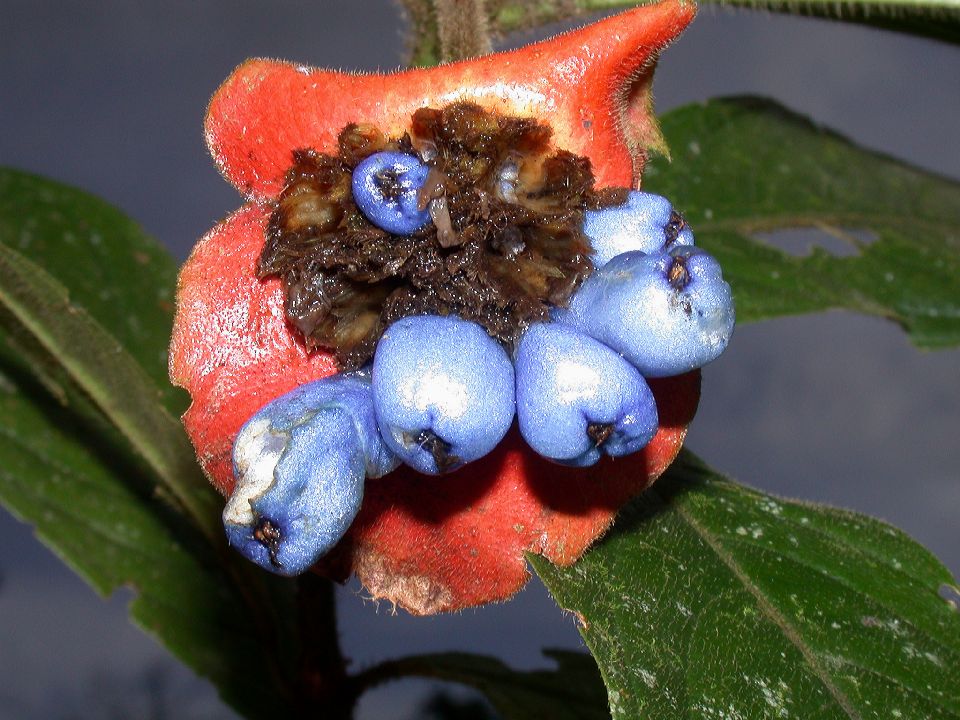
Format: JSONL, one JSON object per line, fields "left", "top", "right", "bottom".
{"left": 668, "top": 256, "right": 691, "bottom": 291}
{"left": 253, "top": 517, "right": 283, "bottom": 569}
{"left": 664, "top": 209, "right": 686, "bottom": 247}
{"left": 586, "top": 422, "right": 615, "bottom": 447}
{"left": 373, "top": 168, "right": 404, "bottom": 201}
{"left": 403, "top": 429, "right": 462, "bottom": 473}
{"left": 260, "top": 102, "right": 619, "bottom": 369}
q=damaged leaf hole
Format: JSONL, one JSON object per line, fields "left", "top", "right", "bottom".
{"left": 258, "top": 101, "right": 629, "bottom": 369}
{"left": 756, "top": 226, "right": 878, "bottom": 259}
{"left": 938, "top": 582, "right": 960, "bottom": 611}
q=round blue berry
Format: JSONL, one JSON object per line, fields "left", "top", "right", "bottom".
{"left": 352, "top": 151, "right": 432, "bottom": 235}
{"left": 560, "top": 247, "right": 735, "bottom": 377}
{"left": 224, "top": 370, "right": 397, "bottom": 576}
{"left": 515, "top": 323, "right": 658, "bottom": 467}
{"left": 584, "top": 190, "right": 693, "bottom": 268}
{"left": 372, "top": 315, "right": 515, "bottom": 475}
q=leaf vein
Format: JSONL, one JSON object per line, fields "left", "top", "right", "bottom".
{"left": 675, "top": 502, "right": 865, "bottom": 719}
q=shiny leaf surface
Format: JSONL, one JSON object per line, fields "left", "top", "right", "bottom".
{"left": 532, "top": 452, "right": 960, "bottom": 719}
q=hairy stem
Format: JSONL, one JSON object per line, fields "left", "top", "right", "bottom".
{"left": 435, "top": 0, "right": 493, "bottom": 61}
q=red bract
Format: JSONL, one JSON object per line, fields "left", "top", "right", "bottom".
{"left": 171, "top": 0, "right": 699, "bottom": 614}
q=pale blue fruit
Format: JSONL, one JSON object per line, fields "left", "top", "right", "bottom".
{"left": 224, "top": 370, "right": 397, "bottom": 575}
{"left": 515, "top": 323, "right": 658, "bottom": 466}
{"left": 584, "top": 190, "right": 694, "bottom": 267}
{"left": 372, "top": 315, "right": 515, "bottom": 475}
{"left": 352, "top": 151, "right": 431, "bottom": 234}
{"left": 560, "top": 247, "right": 735, "bottom": 377}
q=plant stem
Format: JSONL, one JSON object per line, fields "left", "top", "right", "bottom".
{"left": 296, "top": 575, "right": 355, "bottom": 717}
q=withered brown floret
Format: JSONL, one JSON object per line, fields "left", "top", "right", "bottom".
{"left": 259, "top": 102, "right": 621, "bottom": 369}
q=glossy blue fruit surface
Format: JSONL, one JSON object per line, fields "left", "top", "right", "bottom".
{"left": 584, "top": 190, "right": 693, "bottom": 267}
{"left": 515, "top": 323, "right": 658, "bottom": 467}
{"left": 352, "top": 151, "right": 432, "bottom": 235}
{"left": 372, "top": 315, "right": 515, "bottom": 475}
{"left": 560, "top": 247, "right": 735, "bottom": 377}
{"left": 224, "top": 370, "right": 397, "bottom": 575}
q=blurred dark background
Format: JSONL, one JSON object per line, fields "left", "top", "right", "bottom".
{"left": 1, "top": 1, "right": 958, "bottom": 717}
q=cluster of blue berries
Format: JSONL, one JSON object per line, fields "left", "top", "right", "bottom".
{"left": 226, "top": 149, "right": 734, "bottom": 575}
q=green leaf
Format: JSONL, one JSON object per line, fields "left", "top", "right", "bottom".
{"left": 0, "top": 168, "right": 212, "bottom": 533}
{"left": 643, "top": 97, "right": 960, "bottom": 349}
{"left": 367, "top": 650, "right": 609, "bottom": 720}
{"left": 0, "top": 169, "right": 299, "bottom": 717}
{"left": 487, "top": 0, "right": 960, "bottom": 46}
{"left": 0, "top": 168, "right": 183, "bottom": 413}
{"left": 531, "top": 451, "right": 960, "bottom": 719}
{"left": 0, "top": 230, "right": 219, "bottom": 537}
{"left": 698, "top": 0, "right": 960, "bottom": 46}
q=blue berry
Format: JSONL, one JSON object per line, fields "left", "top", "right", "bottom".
{"left": 560, "top": 247, "right": 735, "bottom": 377}
{"left": 224, "top": 370, "right": 397, "bottom": 575}
{"left": 372, "top": 315, "right": 515, "bottom": 475}
{"left": 584, "top": 190, "right": 694, "bottom": 268}
{"left": 352, "top": 151, "right": 432, "bottom": 235}
{"left": 515, "top": 323, "right": 658, "bottom": 466}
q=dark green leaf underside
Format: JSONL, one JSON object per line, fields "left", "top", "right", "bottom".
{"left": 643, "top": 97, "right": 960, "bottom": 349}
{"left": 0, "top": 169, "right": 298, "bottom": 717}
{"left": 380, "top": 650, "right": 609, "bottom": 720}
{"left": 0, "top": 343, "right": 298, "bottom": 716}
{"left": 531, "top": 451, "right": 960, "bottom": 720}
{"left": 700, "top": 0, "right": 960, "bottom": 46}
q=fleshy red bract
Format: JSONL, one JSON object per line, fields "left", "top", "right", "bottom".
{"left": 170, "top": 0, "right": 699, "bottom": 614}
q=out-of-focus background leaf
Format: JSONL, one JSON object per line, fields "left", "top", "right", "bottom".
{"left": 0, "top": 169, "right": 182, "bottom": 411}
{"left": 0, "top": 222, "right": 216, "bottom": 534}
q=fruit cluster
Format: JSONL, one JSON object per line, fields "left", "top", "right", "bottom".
{"left": 224, "top": 105, "right": 734, "bottom": 576}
